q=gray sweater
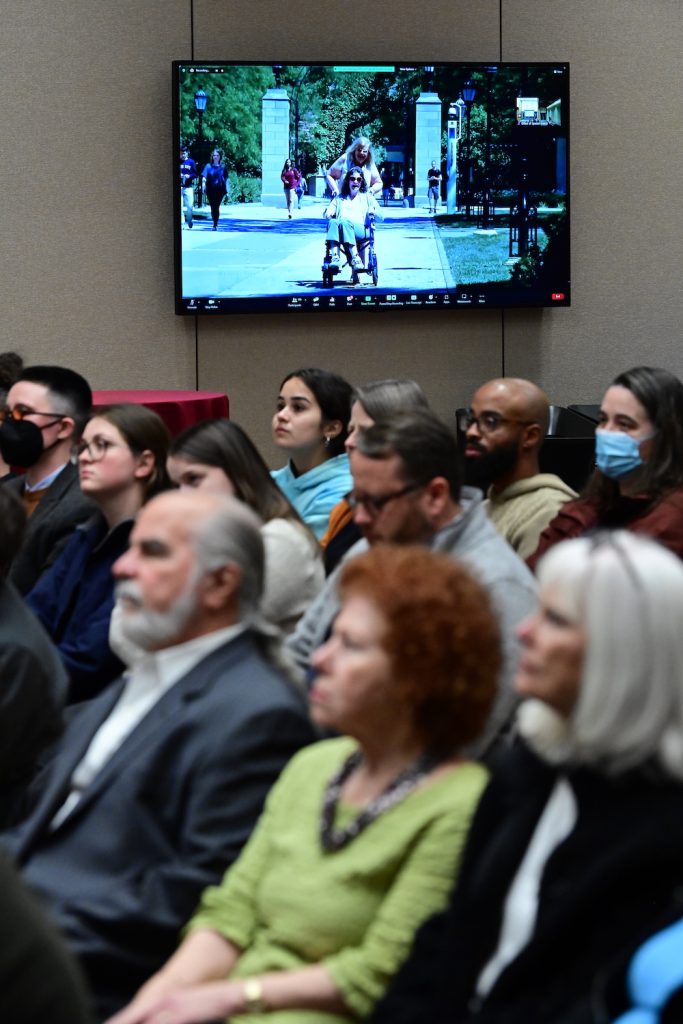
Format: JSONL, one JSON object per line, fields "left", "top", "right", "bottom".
{"left": 286, "top": 488, "right": 538, "bottom": 754}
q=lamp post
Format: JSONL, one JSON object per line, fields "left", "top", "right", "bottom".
{"left": 194, "top": 89, "right": 208, "bottom": 207}
{"left": 479, "top": 66, "right": 497, "bottom": 230}
{"left": 462, "top": 79, "right": 476, "bottom": 218}
{"left": 447, "top": 97, "right": 465, "bottom": 214}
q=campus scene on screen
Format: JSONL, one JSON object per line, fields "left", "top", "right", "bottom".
{"left": 174, "top": 62, "right": 570, "bottom": 314}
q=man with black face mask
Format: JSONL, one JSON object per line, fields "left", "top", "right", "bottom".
{"left": 461, "top": 378, "right": 576, "bottom": 560}
{"left": 1, "top": 365, "right": 94, "bottom": 594}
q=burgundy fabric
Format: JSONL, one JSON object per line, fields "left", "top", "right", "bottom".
{"left": 527, "top": 488, "right": 683, "bottom": 571}
{"left": 92, "top": 389, "right": 229, "bottom": 437}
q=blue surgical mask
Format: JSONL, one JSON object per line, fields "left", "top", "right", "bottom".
{"left": 595, "top": 429, "right": 652, "bottom": 480}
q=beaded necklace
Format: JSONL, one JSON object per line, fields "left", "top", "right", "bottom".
{"left": 320, "top": 748, "right": 440, "bottom": 852}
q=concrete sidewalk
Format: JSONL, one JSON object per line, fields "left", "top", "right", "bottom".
{"left": 181, "top": 198, "right": 454, "bottom": 296}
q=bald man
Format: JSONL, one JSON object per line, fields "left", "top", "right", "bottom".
{"left": 461, "top": 378, "right": 576, "bottom": 559}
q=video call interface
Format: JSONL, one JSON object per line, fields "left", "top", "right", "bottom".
{"left": 174, "top": 62, "right": 570, "bottom": 314}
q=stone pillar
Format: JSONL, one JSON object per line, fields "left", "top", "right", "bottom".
{"left": 261, "top": 88, "right": 290, "bottom": 207}
{"left": 415, "top": 92, "right": 442, "bottom": 208}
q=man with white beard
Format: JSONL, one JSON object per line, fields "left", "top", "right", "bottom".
{"left": 2, "top": 490, "right": 314, "bottom": 1021}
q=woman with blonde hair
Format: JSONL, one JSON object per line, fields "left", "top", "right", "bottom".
{"left": 326, "top": 136, "right": 383, "bottom": 197}
{"left": 373, "top": 531, "right": 683, "bottom": 1024}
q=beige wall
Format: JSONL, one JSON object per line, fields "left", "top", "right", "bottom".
{"left": 3, "top": 0, "right": 681, "bottom": 462}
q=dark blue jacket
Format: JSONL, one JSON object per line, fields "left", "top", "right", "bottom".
{"left": 26, "top": 514, "right": 130, "bottom": 703}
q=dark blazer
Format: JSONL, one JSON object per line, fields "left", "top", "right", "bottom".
{"left": 0, "top": 579, "right": 67, "bottom": 827}
{"left": 7, "top": 461, "right": 95, "bottom": 595}
{"left": 6, "top": 631, "right": 314, "bottom": 1020}
{"left": 26, "top": 513, "right": 129, "bottom": 702}
{"left": 372, "top": 741, "right": 683, "bottom": 1024}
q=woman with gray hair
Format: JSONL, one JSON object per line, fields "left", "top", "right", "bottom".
{"left": 372, "top": 530, "right": 683, "bottom": 1024}
{"left": 326, "top": 136, "right": 383, "bottom": 197}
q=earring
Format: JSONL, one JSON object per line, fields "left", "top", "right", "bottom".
{"left": 324, "top": 436, "right": 331, "bottom": 448}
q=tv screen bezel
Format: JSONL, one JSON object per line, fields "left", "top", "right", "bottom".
{"left": 172, "top": 60, "right": 570, "bottom": 316}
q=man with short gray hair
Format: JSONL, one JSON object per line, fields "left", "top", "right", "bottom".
{"left": 5, "top": 490, "right": 314, "bottom": 1020}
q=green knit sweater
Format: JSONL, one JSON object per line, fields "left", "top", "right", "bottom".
{"left": 188, "top": 737, "right": 488, "bottom": 1023}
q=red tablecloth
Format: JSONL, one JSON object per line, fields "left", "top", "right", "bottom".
{"left": 92, "top": 390, "right": 229, "bottom": 437}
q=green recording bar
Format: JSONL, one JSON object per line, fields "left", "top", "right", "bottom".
{"left": 333, "top": 66, "right": 395, "bottom": 73}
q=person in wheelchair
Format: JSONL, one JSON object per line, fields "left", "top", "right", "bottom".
{"left": 323, "top": 166, "right": 382, "bottom": 274}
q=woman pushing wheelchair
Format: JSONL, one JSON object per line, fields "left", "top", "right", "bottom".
{"left": 323, "top": 166, "right": 382, "bottom": 281}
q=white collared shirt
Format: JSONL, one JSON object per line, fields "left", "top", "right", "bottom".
{"left": 50, "top": 623, "right": 246, "bottom": 829}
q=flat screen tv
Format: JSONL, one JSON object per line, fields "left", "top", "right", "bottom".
{"left": 173, "top": 61, "right": 570, "bottom": 314}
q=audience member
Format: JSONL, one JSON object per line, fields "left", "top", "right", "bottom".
{"left": 167, "top": 419, "right": 323, "bottom": 634}
{"left": 26, "top": 404, "right": 170, "bottom": 702}
{"left": 0, "top": 350, "right": 24, "bottom": 479}
{"left": 461, "top": 377, "right": 576, "bottom": 559}
{"left": 287, "top": 409, "right": 537, "bottom": 754}
{"left": 320, "top": 378, "right": 429, "bottom": 573}
{"left": 529, "top": 366, "right": 683, "bottom": 569}
{"left": 271, "top": 367, "right": 353, "bottom": 540}
{"left": 0, "top": 488, "right": 67, "bottom": 827}
{"left": 0, "top": 853, "right": 93, "bottom": 1024}
{"left": 107, "top": 545, "right": 500, "bottom": 1024}
{"left": 3, "top": 490, "right": 314, "bottom": 1020}
{"left": 0, "top": 364, "right": 93, "bottom": 593}
{"left": 373, "top": 531, "right": 683, "bottom": 1024}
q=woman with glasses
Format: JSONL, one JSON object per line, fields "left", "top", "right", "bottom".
{"left": 372, "top": 531, "right": 683, "bottom": 1024}
{"left": 528, "top": 366, "right": 683, "bottom": 570}
{"left": 323, "top": 167, "right": 382, "bottom": 273}
{"left": 26, "top": 403, "right": 170, "bottom": 702}
{"left": 106, "top": 545, "right": 499, "bottom": 1024}
{"left": 167, "top": 419, "right": 324, "bottom": 634}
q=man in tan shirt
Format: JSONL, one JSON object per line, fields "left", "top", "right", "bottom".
{"left": 461, "top": 378, "right": 576, "bottom": 560}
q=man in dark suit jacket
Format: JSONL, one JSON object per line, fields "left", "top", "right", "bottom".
{"left": 0, "top": 488, "right": 67, "bottom": 827}
{"left": 4, "top": 490, "right": 314, "bottom": 1020}
{"left": 0, "top": 364, "right": 94, "bottom": 593}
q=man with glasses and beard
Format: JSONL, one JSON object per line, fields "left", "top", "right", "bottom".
{"left": 2, "top": 490, "right": 313, "bottom": 1021}
{"left": 461, "top": 378, "right": 576, "bottom": 561}
{"left": 287, "top": 408, "right": 537, "bottom": 755}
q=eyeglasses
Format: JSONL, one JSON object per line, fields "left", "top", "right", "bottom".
{"left": 347, "top": 482, "right": 422, "bottom": 516}
{"left": 77, "top": 437, "right": 119, "bottom": 461}
{"left": 0, "top": 405, "right": 63, "bottom": 425}
{"left": 457, "top": 409, "right": 535, "bottom": 435}
{"left": 348, "top": 176, "right": 362, "bottom": 182}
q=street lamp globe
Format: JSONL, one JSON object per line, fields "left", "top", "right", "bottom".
{"left": 194, "top": 89, "right": 208, "bottom": 113}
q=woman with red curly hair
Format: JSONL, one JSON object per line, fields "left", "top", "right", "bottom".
{"left": 108, "top": 546, "right": 500, "bottom": 1024}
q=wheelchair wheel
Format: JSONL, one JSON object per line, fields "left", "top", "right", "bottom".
{"left": 369, "top": 253, "right": 378, "bottom": 286}
{"left": 322, "top": 267, "right": 333, "bottom": 288}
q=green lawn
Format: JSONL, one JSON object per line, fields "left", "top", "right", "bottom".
{"left": 437, "top": 221, "right": 549, "bottom": 286}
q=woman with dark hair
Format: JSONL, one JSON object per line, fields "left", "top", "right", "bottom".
{"left": 321, "top": 379, "right": 430, "bottom": 573}
{"left": 528, "top": 366, "right": 683, "bottom": 569}
{"left": 272, "top": 367, "right": 353, "bottom": 539}
{"left": 280, "top": 158, "right": 302, "bottom": 219}
{"left": 167, "top": 419, "right": 323, "bottom": 633}
{"left": 201, "top": 150, "right": 228, "bottom": 230}
{"left": 27, "top": 403, "right": 170, "bottom": 701}
{"left": 372, "top": 531, "right": 683, "bottom": 1024}
{"left": 107, "top": 545, "right": 500, "bottom": 1024}
{"left": 323, "top": 166, "right": 382, "bottom": 272}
